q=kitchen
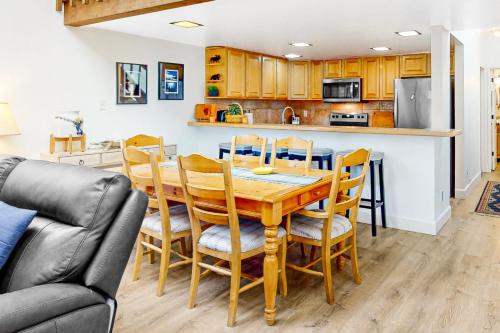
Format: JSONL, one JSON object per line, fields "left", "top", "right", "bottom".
{"left": 189, "top": 41, "right": 459, "bottom": 235}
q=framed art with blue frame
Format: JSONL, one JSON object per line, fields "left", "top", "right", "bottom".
{"left": 159, "top": 62, "right": 184, "bottom": 100}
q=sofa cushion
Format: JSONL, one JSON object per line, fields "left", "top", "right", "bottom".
{"left": 0, "top": 155, "right": 25, "bottom": 192}
{"left": 0, "top": 201, "right": 36, "bottom": 269}
{"left": 0, "top": 160, "right": 131, "bottom": 293}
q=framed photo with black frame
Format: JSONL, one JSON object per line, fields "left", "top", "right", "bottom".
{"left": 116, "top": 62, "right": 148, "bottom": 105}
{"left": 158, "top": 62, "right": 184, "bottom": 100}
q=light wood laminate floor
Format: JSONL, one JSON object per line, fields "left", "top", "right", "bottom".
{"left": 114, "top": 168, "right": 500, "bottom": 333}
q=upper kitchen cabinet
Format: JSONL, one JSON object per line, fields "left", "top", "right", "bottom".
{"left": 276, "top": 58, "right": 288, "bottom": 99}
{"left": 205, "top": 47, "right": 228, "bottom": 98}
{"left": 400, "top": 53, "right": 430, "bottom": 77}
{"left": 310, "top": 61, "right": 324, "bottom": 100}
{"left": 324, "top": 60, "right": 342, "bottom": 78}
{"left": 226, "top": 49, "right": 246, "bottom": 98}
{"left": 289, "top": 61, "right": 309, "bottom": 100}
{"left": 381, "top": 56, "right": 400, "bottom": 100}
{"left": 343, "top": 58, "right": 363, "bottom": 77}
{"left": 362, "top": 57, "right": 380, "bottom": 100}
{"left": 261, "top": 56, "right": 277, "bottom": 98}
{"left": 245, "top": 52, "right": 262, "bottom": 98}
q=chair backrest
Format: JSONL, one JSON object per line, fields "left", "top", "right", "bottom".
{"left": 270, "top": 136, "right": 313, "bottom": 170}
{"left": 229, "top": 134, "right": 267, "bottom": 167}
{"left": 177, "top": 154, "right": 241, "bottom": 257}
{"left": 123, "top": 134, "right": 165, "bottom": 161}
{"left": 325, "top": 149, "right": 371, "bottom": 233}
{"left": 122, "top": 146, "right": 171, "bottom": 239}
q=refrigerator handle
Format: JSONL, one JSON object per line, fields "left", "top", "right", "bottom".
{"left": 394, "top": 88, "right": 399, "bottom": 128}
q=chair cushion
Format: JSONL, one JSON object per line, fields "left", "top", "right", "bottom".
{"left": 199, "top": 220, "right": 286, "bottom": 253}
{"left": 0, "top": 201, "right": 36, "bottom": 269}
{"left": 337, "top": 150, "right": 384, "bottom": 161}
{"left": 218, "top": 142, "right": 252, "bottom": 151}
{"left": 291, "top": 212, "right": 352, "bottom": 241}
{"left": 288, "top": 148, "right": 334, "bottom": 157}
{"left": 142, "top": 205, "right": 191, "bottom": 234}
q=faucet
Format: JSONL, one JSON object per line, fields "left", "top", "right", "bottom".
{"left": 281, "top": 106, "right": 296, "bottom": 125}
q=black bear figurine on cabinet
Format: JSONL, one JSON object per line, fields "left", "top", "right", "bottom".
{"left": 210, "top": 74, "right": 221, "bottom": 81}
{"left": 209, "top": 55, "right": 221, "bottom": 63}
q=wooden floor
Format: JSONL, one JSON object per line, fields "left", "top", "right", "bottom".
{"left": 114, "top": 167, "right": 500, "bottom": 333}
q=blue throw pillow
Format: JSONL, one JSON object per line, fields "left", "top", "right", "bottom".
{"left": 0, "top": 201, "right": 36, "bottom": 269}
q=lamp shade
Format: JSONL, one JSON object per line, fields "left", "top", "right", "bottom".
{"left": 0, "top": 103, "right": 20, "bottom": 136}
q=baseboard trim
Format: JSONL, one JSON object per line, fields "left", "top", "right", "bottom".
{"left": 357, "top": 205, "right": 451, "bottom": 236}
{"left": 455, "top": 172, "right": 481, "bottom": 199}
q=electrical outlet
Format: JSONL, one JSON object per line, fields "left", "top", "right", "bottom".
{"left": 99, "top": 100, "right": 107, "bottom": 112}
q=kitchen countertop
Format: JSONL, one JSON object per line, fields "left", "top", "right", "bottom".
{"left": 188, "top": 121, "right": 462, "bottom": 137}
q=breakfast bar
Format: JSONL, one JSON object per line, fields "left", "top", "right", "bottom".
{"left": 187, "top": 121, "right": 461, "bottom": 235}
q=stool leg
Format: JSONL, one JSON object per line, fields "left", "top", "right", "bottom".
{"left": 327, "top": 155, "right": 333, "bottom": 170}
{"left": 219, "top": 148, "right": 223, "bottom": 159}
{"left": 370, "top": 161, "right": 377, "bottom": 237}
{"left": 318, "top": 158, "right": 325, "bottom": 210}
{"left": 379, "top": 160, "right": 387, "bottom": 229}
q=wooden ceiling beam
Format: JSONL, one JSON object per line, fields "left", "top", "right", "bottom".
{"left": 61, "top": 0, "right": 213, "bottom": 27}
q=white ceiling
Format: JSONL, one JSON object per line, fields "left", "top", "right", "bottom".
{"left": 90, "top": 0, "right": 500, "bottom": 59}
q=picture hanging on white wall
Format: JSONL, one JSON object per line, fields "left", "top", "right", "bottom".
{"left": 116, "top": 62, "right": 148, "bottom": 104}
{"left": 159, "top": 62, "right": 184, "bottom": 100}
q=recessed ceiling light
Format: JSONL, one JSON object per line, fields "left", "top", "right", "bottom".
{"left": 290, "top": 42, "right": 312, "bottom": 47}
{"left": 396, "top": 30, "right": 421, "bottom": 37}
{"left": 284, "top": 53, "right": 303, "bottom": 59}
{"left": 371, "top": 47, "right": 391, "bottom": 52}
{"left": 170, "top": 21, "right": 204, "bottom": 28}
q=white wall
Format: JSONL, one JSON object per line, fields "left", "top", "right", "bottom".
{"left": 0, "top": 0, "right": 205, "bottom": 158}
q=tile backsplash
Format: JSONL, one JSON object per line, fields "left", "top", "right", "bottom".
{"left": 205, "top": 99, "right": 394, "bottom": 126}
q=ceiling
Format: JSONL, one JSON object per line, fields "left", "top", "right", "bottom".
{"left": 90, "top": 0, "right": 500, "bottom": 59}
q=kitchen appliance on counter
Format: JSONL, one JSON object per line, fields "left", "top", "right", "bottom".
{"left": 323, "top": 78, "right": 361, "bottom": 102}
{"left": 394, "top": 78, "right": 432, "bottom": 129}
{"left": 330, "top": 112, "right": 369, "bottom": 127}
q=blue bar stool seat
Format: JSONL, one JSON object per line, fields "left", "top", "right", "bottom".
{"left": 337, "top": 150, "right": 386, "bottom": 237}
{"left": 252, "top": 144, "right": 288, "bottom": 164}
{"left": 288, "top": 148, "right": 334, "bottom": 209}
{"left": 218, "top": 142, "right": 252, "bottom": 159}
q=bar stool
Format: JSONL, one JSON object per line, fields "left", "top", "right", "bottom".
{"left": 218, "top": 142, "right": 252, "bottom": 159}
{"left": 252, "top": 144, "right": 288, "bottom": 164}
{"left": 337, "top": 150, "right": 386, "bottom": 236}
{"left": 288, "top": 148, "right": 334, "bottom": 209}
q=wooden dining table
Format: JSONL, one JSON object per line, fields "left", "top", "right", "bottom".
{"left": 122, "top": 162, "right": 335, "bottom": 326}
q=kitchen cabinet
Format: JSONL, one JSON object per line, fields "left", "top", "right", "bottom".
{"left": 289, "top": 61, "right": 309, "bottom": 99}
{"left": 343, "top": 58, "right": 363, "bottom": 77}
{"left": 381, "top": 56, "right": 400, "bottom": 100}
{"left": 205, "top": 47, "right": 228, "bottom": 98}
{"left": 227, "top": 49, "right": 246, "bottom": 98}
{"left": 245, "top": 53, "right": 262, "bottom": 98}
{"left": 310, "top": 61, "right": 324, "bottom": 100}
{"left": 324, "top": 60, "right": 342, "bottom": 78}
{"left": 261, "top": 56, "right": 277, "bottom": 98}
{"left": 400, "top": 53, "right": 430, "bottom": 77}
{"left": 362, "top": 57, "right": 380, "bottom": 100}
{"left": 276, "top": 58, "right": 288, "bottom": 99}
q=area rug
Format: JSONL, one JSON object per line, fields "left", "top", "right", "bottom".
{"left": 475, "top": 181, "right": 500, "bottom": 217}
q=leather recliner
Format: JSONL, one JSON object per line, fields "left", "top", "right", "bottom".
{"left": 0, "top": 155, "right": 148, "bottom": 333}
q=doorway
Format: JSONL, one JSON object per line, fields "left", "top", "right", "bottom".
{"left": 481, "top": 67, "right": 498, "bottom": 172}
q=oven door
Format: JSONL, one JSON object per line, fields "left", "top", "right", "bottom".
{"left": 323, "top": 79, "right": 361, "bottom": 102}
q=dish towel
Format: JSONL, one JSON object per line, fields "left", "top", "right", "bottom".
{"left": 231, "top": 167, "right": 321, "bottom": 186}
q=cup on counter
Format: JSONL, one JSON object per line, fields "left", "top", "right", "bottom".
{"left": 245, "top": 113, "right": 254, "bottom": 124}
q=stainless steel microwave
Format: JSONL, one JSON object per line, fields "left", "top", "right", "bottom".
{"left": 323, "top": 78, "right": 361, "bottom": 102}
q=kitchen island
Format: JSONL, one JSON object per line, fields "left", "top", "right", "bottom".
{"left": 187, "top": 121, "right": 462, "bottom": 235}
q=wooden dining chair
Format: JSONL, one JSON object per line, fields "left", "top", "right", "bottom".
{"left": 123, "top": 134, "right": 165, "bottom": 162}
{"left": 122, "top": 147, "right": 192, "bottom": 297}
{"left": 270, "top": 136, "right": 313, "bottom": 171}
{"left": 229, "top": 134, "right": 267, "bottom": 167}
{"left": 177, "top": 154, "right": 287, "bottom": 327}
{"left": 285, "top": 149, "right": 371, "bottom": 304}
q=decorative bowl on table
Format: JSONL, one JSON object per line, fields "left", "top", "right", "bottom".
{"left": 252, "top": 167, "right": 275, "bottom": 175}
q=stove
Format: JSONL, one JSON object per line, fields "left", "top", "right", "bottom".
{"left": 330, "top": 112, "right": 369, "bottom": 127}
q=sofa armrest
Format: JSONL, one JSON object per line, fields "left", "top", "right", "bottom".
{"left": 0, "top": 283, "right": 106, "bottom": 333}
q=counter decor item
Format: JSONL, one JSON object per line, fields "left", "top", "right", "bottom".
{"left": 53, "top": 111, "right": 84, "bottom": 137}
{"left": 117, "top": 62, "right": 148, "bottom": 104}
{"left": 195, "top": 104, "right": 217, "bottom": 122}
{"left": 225, "top": 103, "right": 244, "bottom": 123}
{"left": 244, "top": 110, "right": 254, "bottom": 125}
{"left": 158, "top": 62, "right": 184, "bottom": 100}
{"left": 207, "top": 85, "right": 219, "bottom": 97}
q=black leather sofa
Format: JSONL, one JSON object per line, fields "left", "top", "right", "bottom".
{"left": 0, "top": 156, "right": 148, "bottom": 333}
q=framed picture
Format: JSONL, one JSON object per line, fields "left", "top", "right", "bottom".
{"left": 159, "top": 62, "right": 184, "bottom": 100}
{"left": 116, "top": 62, "right": 148, "bottom": 104}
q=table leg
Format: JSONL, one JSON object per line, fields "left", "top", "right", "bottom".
{"left": 262, "top": 202, "right": 281, "bottom": 326}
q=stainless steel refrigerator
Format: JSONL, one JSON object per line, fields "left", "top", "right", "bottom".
{"left": 394, "top": 78, "right": 432, "bottom": 128}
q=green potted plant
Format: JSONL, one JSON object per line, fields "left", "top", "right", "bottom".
{"left": 225, "top": 103, "right": 244, "bottom": 123}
